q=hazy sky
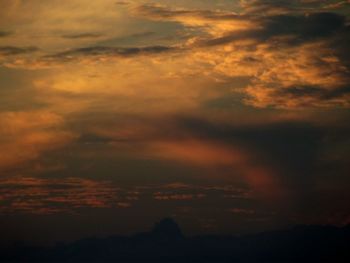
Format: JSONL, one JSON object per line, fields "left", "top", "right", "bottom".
{"left": 0, "top": 0, "right": 350, "bottom": 244}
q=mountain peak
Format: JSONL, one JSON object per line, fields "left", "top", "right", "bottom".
{"left": 151, "top": 218, "right": 184, "bottom": 241}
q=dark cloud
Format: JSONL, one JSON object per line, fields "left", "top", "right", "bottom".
{"left": 203, "top": 12, "right": 346, "bottom": 46}
{"left": 46, "top": 45, "right": 175, "bottom": 62}
{"left": 0, "top": 31, "right": 12, "bottom": 37}
{"left": 61, "top": 32, "right": 103, "bottom": 39}
{"left": 75, "top": 114, "right": 323, "bottom": 188}
{"left": 169, "top": 115, "right": 350, "bottom": 214}
{"left": 240, "top": 0, "right": 348, "bottom": 13}
{"left": 0, "top": 46, "right": 39, "bottom": 56}
{"left": 115, "top": 1, "right": 129, "bottom": 5}
{"left": 75, "top": 112, "right": 350, "bottom": 223}
{"left": 132, "top": 3, "right": 349, "bottom": 53}
{"left": 275, "top": 85, "right": 350, "bottom": 102}
{"left": 79, "top": 113, "right": 348, "bottom": 183}
{"left": 331, "top": 25, "right": 350, "bottom": 68}
{"left": 134, "top": 3, "right": 243, "bottom": 21}
{"left": 262, "top": 12, "right": 345, "bottom": 40}
{"left": 173, "top": 117, "right": 323, "bottom": 170}
{"left": 134, "top": 3, "right": 348, "bottom": 50}
{"left": 240, "top": 0, "right": 297, "bottom": 14}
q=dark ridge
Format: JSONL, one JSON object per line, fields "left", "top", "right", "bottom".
{"left": 1, "top": 219, "right": 349, "bottom": 262}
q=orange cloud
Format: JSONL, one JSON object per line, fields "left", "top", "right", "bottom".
{"left": 150, "top": 140, "right": 244, "bottom": 166}
{"left": 0, "top": 176, "right": 120, "bottom": 214}
{"left": 130, "top": 3, "right": 350, "bottom": 109}
{"left": 148, "top": 139, "right": 282, "bottom": 200}
{"left": 0, "top": 111, "right": 76, "bottom": 171}
{"left": 0, "top": 176, "right": 256, "bottom": 215}
{"left": 2, "top": 2, "right": 348, "bottom": 111}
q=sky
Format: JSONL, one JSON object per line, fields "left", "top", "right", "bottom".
{"left": 0, "top": 0, "right": 350, "bottom": 245}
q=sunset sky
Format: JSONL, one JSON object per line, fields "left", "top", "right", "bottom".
{"left": 1, "top": 0, "right": 350, "bottom": 245}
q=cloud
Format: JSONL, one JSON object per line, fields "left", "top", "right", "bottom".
{"left": 0, "top": 46, "right": 39, "bottom": 56}
{"left": 145, "top": 139, "right": 282, "bottom": 200}
{"left": 0, "top": 0, "right": 128, "bottom": 51}
{"left": 61, "top": 32, "right": 104, "bottom": 39}
{"left": 0, "top": 176, "right": 254, "bottom": 215}
{"left": 239, "top": 0, "right": 297, "bottom": 15}
{"left": 115, "top": 1, "right": 129, "bottom": 6}
{"left": 238, "top": 0, "right": 342, "bottom": 14}
{"left": 133, "top": 3, "right": 256, "bottom": 35}
{"left": 323, "top": 0, "right": 350, "bottom": 9}
{"left": 1, "top": 2, "right": 348, "bottom": 109}
{"left": 245, "top": 84, "right": 350, "bottom": 108}
{"left": 0, "top": 0, "right": 349, "bottom": 233}
{"left": 0, "top": 46, "right": 41, "bottom": 68}
{"left": 261, "top": 12, "right": 345, "bottom": 40}
{"left": 133, "top": 3, "right": 240, "bottom": 21}
{"left": 240, "top": 40, "right": 350, "bottom": 108}
{"left": 0, "top": 30, "right": 12, "bottom": 37}
{"left": 149, "top": 142, "right": 247, "bottom": 193}
{"left": 3, "top": 45, "right": 176, "bottom": 68}
{"left": 78, "top": 112, "right": 350, "bottom": 210}
{"left": 240, "top": 0, "right": 350, "bottom": 14}
{"left": 0, "top": 176, "right": 120, "bottom": 214}
{"left": 128, "top": 2, "right": 350, "bottom": 109}
{"left": 27, "top": 53, "right": 225, "bottom": 116}
{"left": 201, "top": 12, "right": 346, "bottom": 47}
{"left": 0, "top": 43, "right": 180, "bottom": 69}
{"left": 0, "top": 111, "right": 76, "bottom": 171}
{"left": 153, "top": 193, "right": 204, "bottom": 200}
{"left": 133, "top": 3, "right": 346, "bottom": 44}
{"left": 46, "top": 45, "right": 175, "bottom": 62}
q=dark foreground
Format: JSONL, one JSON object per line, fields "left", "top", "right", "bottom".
{"left": 1, "top": 219, "right": 349, "bottom": 262}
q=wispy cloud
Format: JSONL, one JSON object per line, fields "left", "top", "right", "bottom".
{"left": 0, "top": 176, "right": 254, "bottom": 215}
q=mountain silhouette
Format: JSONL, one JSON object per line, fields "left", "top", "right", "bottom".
{"left": 151, "top": 218, "right": 184, "bottom": 241}
{"left": 1, "top": 219, "right": 349, "bottom": 262}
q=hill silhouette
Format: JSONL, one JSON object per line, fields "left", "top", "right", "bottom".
{"left": 1, "top": 219, "right": 349, "bottom": 262}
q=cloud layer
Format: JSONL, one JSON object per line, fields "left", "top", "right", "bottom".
{"left": 0, "top": 0, "right": 349, "bottom": 239}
